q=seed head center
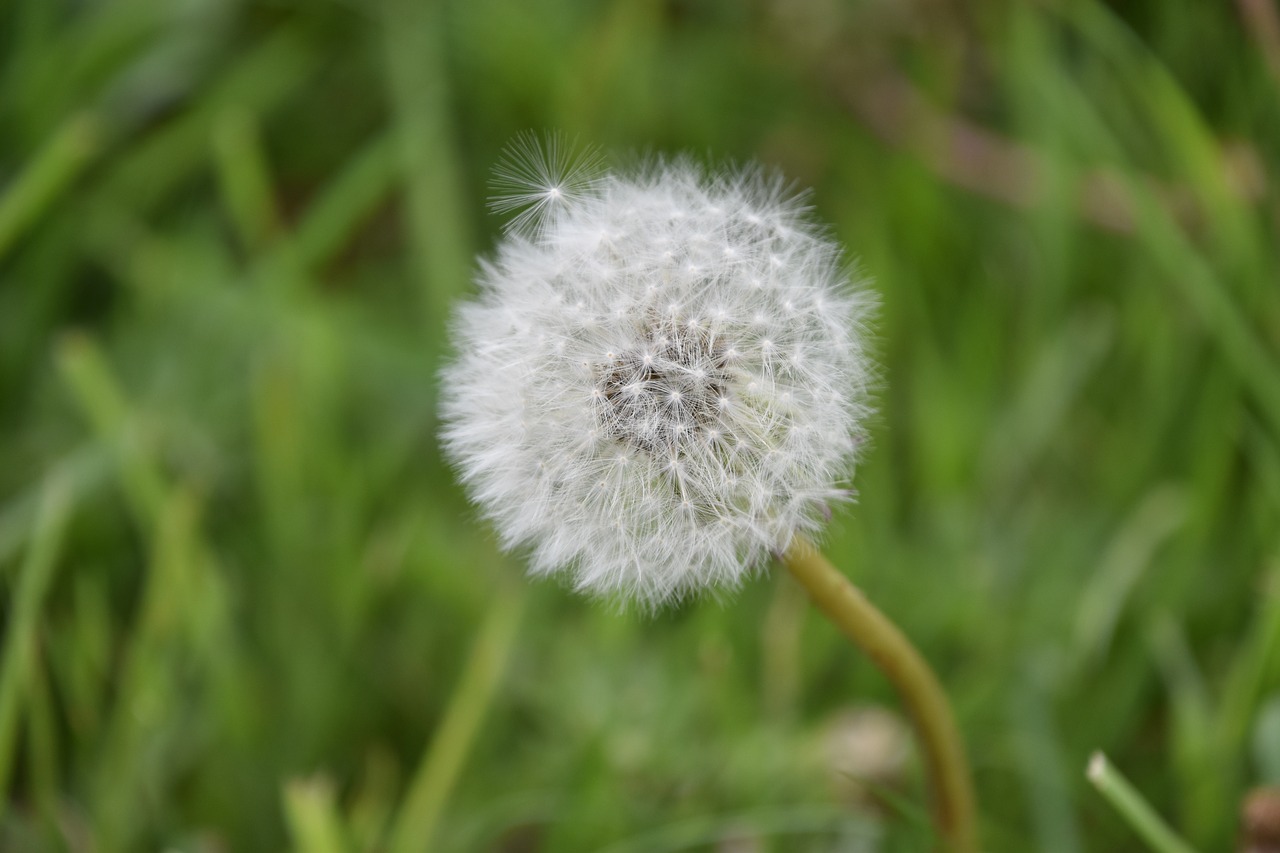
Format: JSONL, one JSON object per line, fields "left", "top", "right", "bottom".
{"left": 594, "top": 319, "right": 730, "bottom": 454}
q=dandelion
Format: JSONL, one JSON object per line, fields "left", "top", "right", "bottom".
{"left": 440, "top": 138, "right": 976, "bottom": 852}
{"left": 442, "top": 144, "right": 871, "bottom": 606}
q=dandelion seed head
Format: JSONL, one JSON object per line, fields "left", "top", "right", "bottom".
{"left": 441, "top": 143, "right": 874, "bottom": 607}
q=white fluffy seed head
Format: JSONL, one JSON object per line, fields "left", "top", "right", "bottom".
{"left": 441, "top": 144, "right": 874, "bottom": 608}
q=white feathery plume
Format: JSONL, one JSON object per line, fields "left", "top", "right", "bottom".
{"left": 441, "top": 140, "right": 874, "bottom": 607}
{"left": 487, "top": 132, "right": 605, "bottom": 238}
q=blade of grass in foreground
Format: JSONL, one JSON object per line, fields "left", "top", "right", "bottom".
{"left": 91, "top": 490, "right": 197, "bottom": 847}
{"left": 284, "top": 775, "right": 351, "bottom": 853}
{"left": 379, "top": 0, "right": 473, "bottom": 325}
{"left": 274, "top": 131, "right": 399, "bottom": 277}
{"left": 386, "top": 587, "right": 524, "bottom": 853}
{"left": 0, "top": 476, "right": 72, "bottom": 815}
{"left": 0, "top": 113, "right": 99, "bottom": 261}
{"left": 212, "top": 106, "right": 282, "bottom": 252}
{"left": 1087, "top": 752, "right": 1199, "bottom": 853}
{"left": 56, "top": 333, "right": 166, "bottom": 525}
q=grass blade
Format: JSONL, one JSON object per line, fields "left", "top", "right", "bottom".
{"left": 387, "top": 588, "right": 524, "bottom": 853}
{"left": 0, "top": 113, "right": 99, "bottom": 261}
{"left": 0, "top": 476, "right": 72, "bottom": 812}
{"left": 1087, "top": 752, "right": 1199, "bottom": 853}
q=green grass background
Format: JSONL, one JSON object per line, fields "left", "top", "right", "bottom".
{"left": 3, "top": 0, "right": 1280, "bottom": 850}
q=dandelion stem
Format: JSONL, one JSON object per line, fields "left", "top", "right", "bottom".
{"left": 782, "top": 537, "right": 977, "bottom": 853}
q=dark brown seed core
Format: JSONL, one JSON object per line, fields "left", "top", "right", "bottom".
{"left": 593, "top": 318, "right": 732, "bottom": 455}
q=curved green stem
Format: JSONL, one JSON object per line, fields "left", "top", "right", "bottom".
{"left": 782, "top": 537, "right": 977, "bottom": 853}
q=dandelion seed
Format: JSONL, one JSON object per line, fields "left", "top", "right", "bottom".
{"left": 487, "top": 131, "right": 605, "bottom": 238}
{"left": 441, "top": 143, "right": 874, "bottom": 607}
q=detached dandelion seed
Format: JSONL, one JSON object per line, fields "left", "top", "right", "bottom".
{"left": 487, "top": 132, "right": 606, "bottom": 239}
{"left": 442, "top": 142, "right": 872, "bottom": 607}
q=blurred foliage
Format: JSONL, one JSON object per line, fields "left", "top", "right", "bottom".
{"left": 2, "top": 0, "right": 1280, "bottom": 850}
